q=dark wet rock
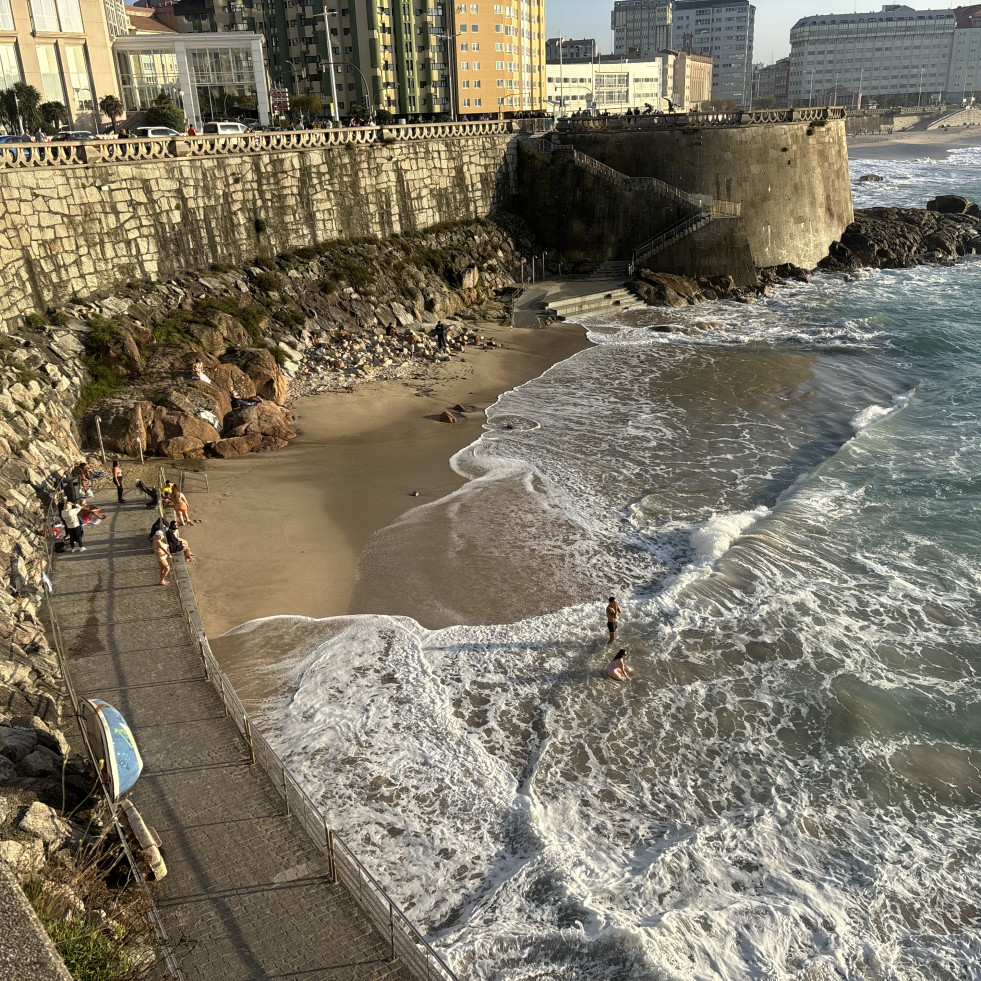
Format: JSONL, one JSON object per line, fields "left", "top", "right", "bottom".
{"left": 859, "top": 174, "right": 884, "bottom": 182}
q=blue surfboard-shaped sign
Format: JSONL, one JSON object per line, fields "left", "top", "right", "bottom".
{"left": 81, "top": 699, "right": 144, "bottom": 800}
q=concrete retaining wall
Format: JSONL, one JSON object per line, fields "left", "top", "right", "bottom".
{"left": 645, "top": 216, "right": 758, "bottom": 287}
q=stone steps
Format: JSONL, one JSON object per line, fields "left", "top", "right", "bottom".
{"left": 546, "top": 287, "right": 646, "bottom": 320}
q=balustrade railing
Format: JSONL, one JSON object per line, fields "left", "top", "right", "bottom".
{"left": 561, "top": 106, "right": 846, "bottom": 134}
{"left": 0, "top": 119, "right": 520, "bottom": 171}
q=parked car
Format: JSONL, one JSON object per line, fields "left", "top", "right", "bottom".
{"left": 0, "top": 134, "right": 37, "bottom": 160}
{"left": 53, "top": 130, "right": 95, "bottom": 141}
{"left": 133, "top": 126, "right": 181, "bottom": 138}
{"left": 202, "top": 121, "right": 249, "bottom": 135}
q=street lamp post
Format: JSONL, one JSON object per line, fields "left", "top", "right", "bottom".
{"left": 323, "top": 7, "right": 340, "bottom": 124}
{"left": 809, "top": 68, "right": 816, "bottom": 107}
{"left": 431, "top": 31, "right": 463, "bottom": 120}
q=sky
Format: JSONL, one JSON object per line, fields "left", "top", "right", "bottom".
{"left": 544, "top": 1, "right": 845, "bottom": 66}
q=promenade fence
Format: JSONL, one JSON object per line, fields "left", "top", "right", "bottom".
{"left": 155, "top": 468, "right": 457, "bottom": 981}
{"left": 559, "top": 106, "right": 846, "bottom": 134}
{"left": 0, "top": 118, "right": 547, "bottom": 171}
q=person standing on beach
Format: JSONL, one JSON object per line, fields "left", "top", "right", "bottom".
{"left": 606, "top": 596, "right": 622, "bottom": 645}
{"left": 112, "top": 459, "right": 126, "bottom": 503}
{"left": 173, "top": 489, "right": 190, "bottom": 526}
{"left": 435, "top": 322, "right": 448, "bottom": 353}
{"left": 153, "top": 530, "right": 171, "bottom": 585}
{"left": 605, "top": 649, "right": 632, "bottom": 682}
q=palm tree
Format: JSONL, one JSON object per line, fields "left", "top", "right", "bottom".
{"left": 40, "top": 101, "right": 69, "bottom": 131}
{"left": 99, "top": 94, "right": 124, "bottom": 132}
{"left": 0, "top": 83, "right": 42, "bottom": 131}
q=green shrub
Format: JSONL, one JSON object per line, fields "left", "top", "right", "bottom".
{"left": 269, "top": 344, "right": 288, "bottom": 367}
{"left": 75, "top": 359, "right": 122, "bottom": 418}
{"left": 16, "top": 366, "right": 38, "bottom": 385}
{"left": 145, "top": 101, "right": 185, "bottom": 131}
{"left": 252, "top": 271, "right": 283, "bottom": 293}
{"left": 23, "top": 313, "right": 45, "bottom": 330}
{"left": 152, "top": 311, "right": 199, "bottom": 346}
{"left": 254, "top": 217, "right": 267, "bottom": 234}
{"left": 274, "top": 305, "right": 305, "bottom": 328}
{"left": 254, "top": 255, "right": 277, "bottom": 271}
{"left": 46, "top": 308, "right": 69, "bottom": 326}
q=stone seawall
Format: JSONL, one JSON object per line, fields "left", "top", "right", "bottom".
{"left": 0, "top": 133, "right": 518, "bottom": 335}
{"left": 563, "top": 118, "right": 854, "bottom": 272}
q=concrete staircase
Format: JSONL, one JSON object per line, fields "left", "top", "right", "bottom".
{"left": 544, "top": 285, "right": 646, "bottom": 320}
{"left": 590, "top": 260, "right": 631, "bottom": 278}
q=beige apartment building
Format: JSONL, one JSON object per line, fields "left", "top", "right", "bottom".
{"left": 0, "top": 0, "right": 122, "bottom": 131}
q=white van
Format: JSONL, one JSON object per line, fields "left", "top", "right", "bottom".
{"left": 202, "top": 121, "right": 249, "bottom": 135}
{"left": 134, "top": 126, "right": 181, "bottom": 138}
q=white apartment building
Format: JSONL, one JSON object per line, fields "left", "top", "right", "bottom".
{"left": 546, "top": 57, "right": 663, "bottom": 114}
{"left": 612, "top": 1, "right": 673, "bottom": 59}
{"left": 545, "top": 49, "right": 711, "bottom": 114}
{"left": 672, "top": 0, "right": 755, "bottom": 106}
{"left": 788, "top": 5, "right": 959, "bottom": 108}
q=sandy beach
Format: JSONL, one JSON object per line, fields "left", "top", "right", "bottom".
{"left": 185, "top": 320, "right": 589, "bottom": 640}
{"left": 848, "top": 126, "right": 981, "bottom": 160}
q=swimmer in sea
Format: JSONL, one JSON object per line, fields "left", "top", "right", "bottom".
{"left": 605, "top": 649, "right": 631, "bottom": 682}
{"left": 606, "top": 596, "right": 622, "bottom": 644}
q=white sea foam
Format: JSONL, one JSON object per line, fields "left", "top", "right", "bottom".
{"left": 243, "top": 198, "right": 981, "bottom": 980}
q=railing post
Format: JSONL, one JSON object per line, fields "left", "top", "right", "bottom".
{"left": 326, "top": 826, "right": 337, "bottom": 883}
{"left": 217, "top": 673, "right": 228, "bottom": 717}
{"left": 244, "top": 717, "right": 256, "bottom": 764}
{"left": 283, "top": 769, "right": 291, "bottom": 816}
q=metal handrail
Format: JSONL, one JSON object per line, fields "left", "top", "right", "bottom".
{"left": 40, "top": 500, "right": 186, "bottom": 981}
{"left": 629, "top": 210, "right": 713, "bottom": 273}
{"left": 167, "top": 549, "right": 458, "bottom": 981}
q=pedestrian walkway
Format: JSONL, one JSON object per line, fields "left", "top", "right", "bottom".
{"left": 48, "top": 493, "right": 416, "bottom": 981}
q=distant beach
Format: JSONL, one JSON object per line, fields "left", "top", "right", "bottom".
{"left": 848, "top": 126, "right": 981, "bottom": 160}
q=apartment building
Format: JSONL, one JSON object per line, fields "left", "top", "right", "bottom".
{"left": 0, "top": 0, "right": 122, "bottom": 131}
{"left": 611, "top": 0, "right": 672, "bottom": 59}
{"left": 788, "top": 5, "right": 958, "bottom": 107}
{"left": 168, "top": 0, "right": 544, "bottom": 120}
{"left": 545, "top": 47, "right": 710, "bottom": 114}
{"left": 672, "top": 0, "right": 755, "bottom": 106}
{"left": 753, "top": 55, "right": 789, "bottom": 106}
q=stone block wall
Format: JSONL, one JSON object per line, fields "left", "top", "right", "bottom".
{"left": 645, "top": 216, "right": 758, "bottom": 287}
{"left": 0, "top": 134, "right": 517, "bottom": 334}
{"left": 565, "top": 119, "right": 854, "bottom": 271}
{"left": 512, "top": 144, "right": 694, "bottom": 263}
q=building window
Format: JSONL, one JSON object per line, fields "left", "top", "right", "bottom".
{"left": 0, "top": 0, "right": 13, "bottom": 31}
{"left": 35, "top": 44, "right": 66, "bottom": 103}
{"left": 63, "top": 44, "right": 92, "bottom": 109}
{"left": 0, "top": 42, "right": 20, "bottom": 86}
{"left": 55, "top": 0, "right": 83, "bottom": 32}
{"left": 28, "top": 0, "right": 59, "bottom": 33}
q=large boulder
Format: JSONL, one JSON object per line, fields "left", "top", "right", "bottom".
{"left": 222, "top": 402, "right": 295, "bottom": 442}
{"left": 926, "top": 194, "right": 979, "bottom": 216}
{"left": 18, "top": 801, "right": 70, "bottom": 848}
{"left": 156, "top": 436, "right": 207, "bottom": 459}
{"left": 226, "top": 348, "right": 286, "bottom": 403}
{"left": 631, "top": 271, "right": 708, "bottom": 307}
{"left": 210, "top": 435, "right": 265, "bottom": 458}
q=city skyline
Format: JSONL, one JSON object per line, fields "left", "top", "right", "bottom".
{"left": 545, "top": 0, "right": 958, "bottom": 66}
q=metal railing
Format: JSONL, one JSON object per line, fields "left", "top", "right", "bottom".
{"left": 165, "top": 516, "right": 458, "bottom": 981}
{"left": 39, "top": 500, "right": 186, "bottom": 981}
{"left": 629, "top": 210, "right": 713, "bottom": 273}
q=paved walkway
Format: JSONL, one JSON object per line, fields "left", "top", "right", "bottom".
{"left": 49, "top": 492, "right": 414, "bottom": 981}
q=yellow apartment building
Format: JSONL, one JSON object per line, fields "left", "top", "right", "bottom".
{"left": 0, "top": 0, "right": 123, "bottom": 131}
{"left": 450, "top": 1, "right": 546, "bottom": 116}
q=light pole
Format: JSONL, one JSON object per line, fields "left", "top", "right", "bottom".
{"left": 856, "top": 66, "right": 864, "bottom": 110}
{"left": 327, "top": 60, "right": 373, "bottom": 118}
{"left": 323, "top": 6, "right": 340, "bottom": 124}
{"left": 559, "top": 37, "right": 565, "bottom": 117}
{"left": 430, "top": 31, "right": 463, "bottom": 120}
{"left": 809, "top": 68, "right": 816, "bottom": 107}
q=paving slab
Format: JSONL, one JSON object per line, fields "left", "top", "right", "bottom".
{"left": 46, "top": 493, "right": 416, "bottom": 981}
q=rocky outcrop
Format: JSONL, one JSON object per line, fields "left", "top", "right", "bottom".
{"left": 70, "top": 220, "right": 525, "bottom": 459}
{"left": 820, "top": 203, "right": 981, "bottom": 272}
{"left": 629, "top": 264, "right": 810, "bottom": 308}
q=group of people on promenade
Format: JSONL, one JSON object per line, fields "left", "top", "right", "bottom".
{"left": 150, "top": 479, "right": 194, "bottom": 586}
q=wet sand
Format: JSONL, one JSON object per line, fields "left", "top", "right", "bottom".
{"left": 185, "top": 320, "right": 589, "bottom": 640}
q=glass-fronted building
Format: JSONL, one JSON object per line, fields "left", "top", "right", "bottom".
{"left": 113, "top": 32, "right": 269, "bottom": 127}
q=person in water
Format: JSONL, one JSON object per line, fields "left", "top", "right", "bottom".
{"left": 606, "top": 596, "right": 622, "bottom": 644}
{"left": 605, "top": 649, "right": 631, "bottom": 682}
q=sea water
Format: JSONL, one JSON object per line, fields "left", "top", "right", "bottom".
{"left": 224, "top": 149, "right": 981, "bottom": 979}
